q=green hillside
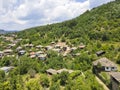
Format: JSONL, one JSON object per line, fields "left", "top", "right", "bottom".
{"left": 18, "top": 0, "right": 120, "bottom": 45}
{"left": 0, "top": 0, "right": 120, "bottom": 90}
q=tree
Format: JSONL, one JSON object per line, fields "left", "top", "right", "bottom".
{"left": 28, "top": 69, "right": 36, "bottom": 78}
{"left": 0, "top": 57, "right": 11, "bottom": 66}
{"left": 40, "top": 75, "right": 50, "bottom": 88}
{"left": 52, "top": 74, "right": 59, "bottom": 83}
{"left": 102, "top": 33, "right": 109, "bottom": 41}
{"left": 50, "top": 82, "right": 60, "bottom": 90}
{"left": 117, "top": 54, "right": 120, "bottom": 64}
{"left": 97, "top": 62, "right": 102, "bottom": 69}
{"left": 9, "top": 75, "right": 24, "bottom": 90}
{"left": 26, "top": 79, "right": 41, "bottom": 90}
{"left": 59, "top": 71, "right": 69, "bottom": 86}
{"left": 96, "top": 41, "right": 102, "bottom": 48}
{"left": 0, "top": 70, "right": 5, "bottom": 82}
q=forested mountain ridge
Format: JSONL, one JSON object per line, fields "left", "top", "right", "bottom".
{"left": 17, "top": 0, "right": 120, "bottom": 45}
{"left": 0, "top": 0, "right": 120, "bottom": 90}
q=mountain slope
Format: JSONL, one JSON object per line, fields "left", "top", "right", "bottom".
{"left": 17, "top": 0, "right": 120, "bottom": 45}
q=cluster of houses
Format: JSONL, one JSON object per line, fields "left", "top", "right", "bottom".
{"left": 0, "top": 33, "right": 87, "bottom": 60}
{"left": 1, "top": 34, "right": 119, "bottom": 90}
{"left": 93, "top": 57, "right": 120, "bottom": 90}
{"left": 0, "top": 34, "right": 87, "bottom": 78}
{"left": 0, "top": 34, "right": 22, "bottom": 58}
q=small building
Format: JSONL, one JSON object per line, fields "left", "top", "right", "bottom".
{"left": 53, "top": 48, "right": 62, "bottom": 53}
{"left": 36, "top": 45, "right": 43, "bottom": 49}
{"left": 93, "top": 57, "right": 117, "bottom": 72}
{"left": 16, "top": 46, "right": 22, "bottom": 51}
{"left": 57, "top": 68, "right": 73, "bottom": 74}
{"left": 72, "top": 53, "right": 80, "bottom": 56}
{"left": 54, "top": 45, "right": 61, "bottom": 49}
{"left": 38, "top": 54, "right": 47, "bottom": 60}
{"left": 46, "top": 69, "right": 57, "bottom": 75}
{"left": 45, "top": 46, "right": 53, "bottom": 50}
{"left": 8, "top": 44, "right": 16, "bottom": 48}
{"left": 24, "top": 44, "right": 34, "bottom": 48}
{"left": 3, "top": 49, "right": 13, "bottom": 55}
{"left": 30, "top": 55, "right": 36, "bottom": 58}
{"left": 79, "top": 44, "right": 86, "bottom": 49}
{"left": 29, "top": 52, "right": 36, "bottom": 56}
{"left": 71, "top": 47, "right": 77, "bottom": 52}
{"left": 51, "top": 42, "right": 55, "bottom": 46}
{"left": 96, "top": 50, "right": 105, "bottom": 56}
{"left": 36, "top": 51, "right": 44, "bottom": 56}
{"left": 29, "top": 52, "right": 36, "bottom": 58}
{"left": 18, "top": 50, "right": 26, "bottom": 56}
{"left": 46, "top": 68, "right": 73, "bottom": 75}
{"left": 0, "top": 66, "right": 14, "bottom": 73}
{"left": 110, "top": 72, "right": 120, "bottom": 90}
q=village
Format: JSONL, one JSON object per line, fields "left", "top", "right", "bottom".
{"left": 0, "top": 33, "right": 120, "bottom": 90}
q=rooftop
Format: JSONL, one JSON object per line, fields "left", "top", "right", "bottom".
{"left": 46, "top": 69, "right": 57, "bottom": 75}
{"left": 57, "top": 68, "right": 73, "bottom": 74}
{"left": 93, "top": 57, "right": 117, "bottom": 67}
{"left": 96, "top": 50, "right": 105, "bottom": 56}
{"left": 0, "top": 66, "right": 14, "bottom": 72}
{"left": 110, "top": 72, "right": 120, "bottom": 82}
{"left": 0, "top": 51, "right": 3, "bottom": 54}
{"left": 3, "top": 49, "right": 13, "bottom": 53}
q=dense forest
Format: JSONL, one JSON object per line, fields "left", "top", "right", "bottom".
{"left": 0, "top": 0, "right": 120, "bottom": 90}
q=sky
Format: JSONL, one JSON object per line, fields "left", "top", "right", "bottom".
{"left": 0, "top": 0, "right": 114, "bottom": 31}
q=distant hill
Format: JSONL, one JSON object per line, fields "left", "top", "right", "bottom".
{"left": 17, "top": 0, "right": 120, "bottom": 45}
{"left": 0, "top": 29, "right": 18, "bottom": 34}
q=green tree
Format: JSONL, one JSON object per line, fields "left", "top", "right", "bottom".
{"left": 117, "top": 54, "right": 120, "bottom": 64}
{"left": 50, "top": 82, "right": 60, "bottom": 90}
{"left": 0, "top": 70, "right": 5, "bottom": 82}
{"left": 59, "top": 71, "right": 69, "bottom": 86}
{"left": 28, "top": 69, "right": 36, "bottom": 78}
{"left": 26, "top": 79, "right": 41, "bottom": 90}
{"left": 40, "top": 75, "right": 50, "bottom": 88}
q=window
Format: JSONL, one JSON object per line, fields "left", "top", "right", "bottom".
{"left": 106, "top": 67, "right": 109, "bottom": 69}
{"left": 112, "top": 67, "right": 114, "bottom": 69}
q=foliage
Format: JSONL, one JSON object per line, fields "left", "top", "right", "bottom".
{"left": 28, "top": 69, "right": 36, "bottom": 78}
{"left": 26, "top": 79, "right": 41, "bottom": 90}
{"left": 40, "top": 74, "right": 50, "bottom": 88}
{"left": 0, "top": 0, "right": 120, "bottom": 89}
{"left": 50, "top": 82, "right": 60, "bottom": 90}
{"left": 17, "top": 1, "right": 120, "bottom": 45}
{"left": 0, "top": 70, "right": 5, "bottom": 82}
{"left": 117, "top": 54, "right": 120, "bottom": 64}
{"left": 59, "top": 71, "right": 69, "bottom": 86}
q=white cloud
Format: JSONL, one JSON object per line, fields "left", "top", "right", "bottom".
{"left": 0, "top": 0, "right": 115, "bottom": 30}
{"left": 89, "top": 0, "right": 115, "bottom": 9}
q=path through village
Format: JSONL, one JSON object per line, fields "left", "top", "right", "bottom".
{"left": 95, "top": 76, "right": 109, "bottom": 90}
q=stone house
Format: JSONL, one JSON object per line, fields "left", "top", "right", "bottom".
{"left": 96, "top": 50, "right": 105, "bottom": 56}
{"left": 93, "top": 57, "right": 117, "bottom": 72}
{"left": 18, "top": 50, "right": 26, "bottom": 56}
{"left": 110, "top": 72, "right": 120, "bottom": 90}
{"left": 3, "top": 49, "right": 13, "bottom": 55}
{"left": 38, "top": 54, "right": 47, "bottom": 60}
{"left": 46, "top": 69, "right": 57, "bottom": 75}
{"left": 0, "top": 66, "right": 14, "bottom": 73}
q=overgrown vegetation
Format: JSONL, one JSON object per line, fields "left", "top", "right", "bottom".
{"left": 0, "top": 0, "right": 120, "bottom": 89}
